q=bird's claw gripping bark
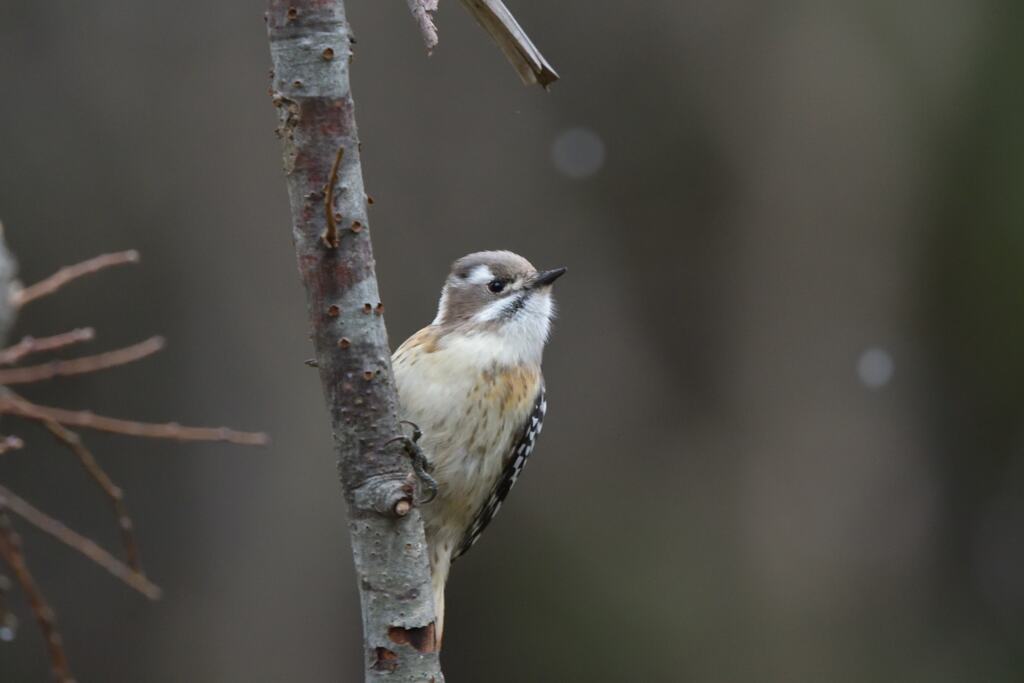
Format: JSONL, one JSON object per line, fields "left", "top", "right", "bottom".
{"left": 388, "top": 421, "right": 437, "bottom": 504}
{"left": 399, "top": 420, "right": 425, "bottom": 453}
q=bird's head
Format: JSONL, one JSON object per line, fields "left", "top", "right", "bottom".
{"left": 431, "top": 250, "right": 566, "bottom": 365}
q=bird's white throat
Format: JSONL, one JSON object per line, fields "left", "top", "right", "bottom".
{"left": 435, "top": 289, "right": 554, "bottom": 368}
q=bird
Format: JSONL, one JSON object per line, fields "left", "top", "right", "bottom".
{"left": 392, "top": 250, "right": 566, "bottom": 645}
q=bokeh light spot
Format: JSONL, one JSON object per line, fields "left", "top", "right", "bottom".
{"left": 551, "top": 127, "right": 605, "bottom": 179}
{"left": 857, "top": 347, "right": 894, "bottom": 389}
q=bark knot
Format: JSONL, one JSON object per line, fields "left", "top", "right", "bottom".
{"left": 350, "top": 472, "right": 411, "bottom": 516}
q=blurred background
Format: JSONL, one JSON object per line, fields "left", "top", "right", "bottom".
{"left": 2, "top": 1, "right": 1023, "bottom": 681}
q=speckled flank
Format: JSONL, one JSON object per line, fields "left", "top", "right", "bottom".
{"left": 455, "top": 389, "right": 546, "bottom": 557}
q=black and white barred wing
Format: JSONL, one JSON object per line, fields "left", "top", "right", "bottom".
{"left": 454, "top": 388, "right": 547, "bottom": 559}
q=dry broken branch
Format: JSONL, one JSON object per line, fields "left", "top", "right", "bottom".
{"left": 406, "top": 0, "right": 440, "bottom": 51}
{"left": 0, "top": 486, "right": 159, "bottom": 599}
{"left": 405, "top": 0, "right": 558, "bottom": 87}
{"left": 0, "top": 336, "right": 164, "bottom": 385}
{"left": 0, "top": 328, "right": 96, "bottom": 366}
{"left": 11, "top": 250, "right": 139, "bottom": 308}
{"left": 0, "top": 393, "right": 269, "bottom": 445}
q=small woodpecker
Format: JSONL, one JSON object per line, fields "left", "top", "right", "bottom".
{"left": 392, "top": 251, "right": 566, "bottom": 645}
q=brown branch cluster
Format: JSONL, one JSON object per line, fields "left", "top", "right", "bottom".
{"left": 0, "top": 247, "right": 268, "bottom": 681}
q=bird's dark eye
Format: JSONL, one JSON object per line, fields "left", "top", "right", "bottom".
{"left": 487, "top": 279, "right": 505, "bottom": 293}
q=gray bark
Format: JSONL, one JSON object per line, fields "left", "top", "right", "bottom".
{"left": 266, "top": 3, "right": 444, "bottom": 681}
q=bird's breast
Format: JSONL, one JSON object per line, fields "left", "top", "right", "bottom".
{"left": 392, "top": 329, "right": 541, "bottom": 543}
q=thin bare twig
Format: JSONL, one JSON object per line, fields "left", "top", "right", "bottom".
{"left": 0, "top": 393, "right": 269, "bottom": 445}
{"left": 11, "top": 250, "right": 139, "bottom": 308}
{"left": 0, "top": 486, "right": 160, "bottom": 600}
{"left": 0, "top": 511, "right": 74, "bottom": 682}
{"left": 0, "top": 336, "right": 164, "bottom": 386}
{"left": 38, "top": 416, "right": 141, "bottom": 571}
{"left": 0, "top": 328, "right": 96, "bottom": 366}
{"left": 0, "top": 435, "right": 24, "bottom": 455}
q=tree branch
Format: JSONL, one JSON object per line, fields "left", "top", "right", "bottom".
{"left": 11, "top": 250, "right": 139, "bottom": 308}
{"left": 404, "top": 0, "right": 559, "bottom": 86}
{"left": 0, "top": 512, "right": 73, "bottom": 682}
{"left": 0, "top": 393, "right": 269, "bottom": 445}
{"left": 0, "top": 486, "right": 160, "bottom": 600}
{"left": 0, "top": 336, "right": 163, "bottom": 385}
{"left": 0, "top": 328, "right": 96, "bottom": 366}
{"left": 38, "top": 415, "right": 142, "bottom": 571}
{"left": 406, "top": 0, "right": 440, "bottom": 52}
{"left": 0, "top": 231, "right": 267, "bottom": 679}
{"left": 267, "top": 3, "right": 444, "bottom": 681}
{"left": 0, "top": 226, "right": 77, "bottom": 679}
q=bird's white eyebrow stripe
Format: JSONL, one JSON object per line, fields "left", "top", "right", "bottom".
{"left": 467, "top": 265, "right": 495, "bottom": 285}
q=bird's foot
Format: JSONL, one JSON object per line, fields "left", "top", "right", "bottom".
{"left": 387, "top": 422, "right": 437, "bottom": 504}
{"left": 399, "top": 420, "right": 425, "bottom": 450}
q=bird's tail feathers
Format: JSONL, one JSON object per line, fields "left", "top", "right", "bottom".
{"left": 432, "top": 572, "right": 447, "bottom": 648}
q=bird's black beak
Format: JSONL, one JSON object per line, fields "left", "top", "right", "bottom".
{"left": 531, "top": 267, "right": 567, "bottom": 288}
